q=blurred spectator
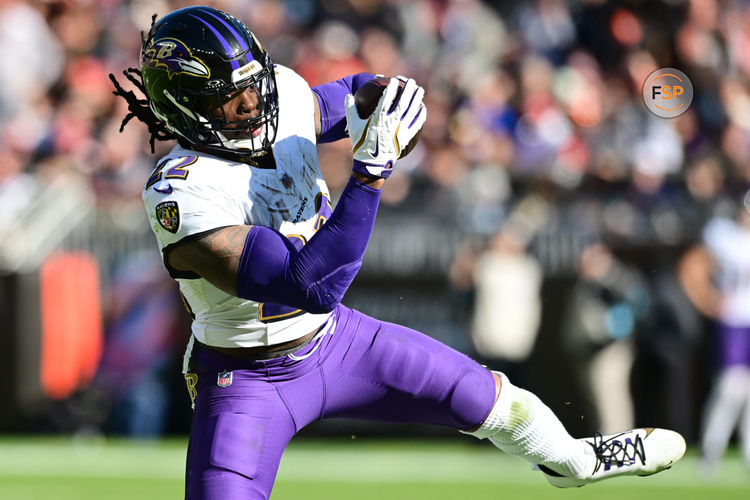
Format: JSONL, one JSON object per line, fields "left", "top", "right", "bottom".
{"left": 0, "top": 0, "right": 62, "bottom": 120}
{"left": 562, "top": 243, "right": 649, "bottom": 433}
{"left": 636, "top": 254, "right": 702, "bottom": 442}
{"left": 468, "top": 224, "right": 542, "bottom": 385}
{"left": 513, "top": 0, "right": 575, "bottom": 64}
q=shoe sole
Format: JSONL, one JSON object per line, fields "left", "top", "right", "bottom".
{"left": 542, "top": 428, "right": 685, "bottom": 488}
{"left": 545, "top": 464, "right": 673, "bottom": 488}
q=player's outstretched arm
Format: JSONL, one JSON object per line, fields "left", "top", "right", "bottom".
{"left": 168, "top": 175, "right": 381, "bottom": 313}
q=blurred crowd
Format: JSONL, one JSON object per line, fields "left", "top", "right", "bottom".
{"left": 2, "top": 0, "right": 747, "bottom": 210}
{"left": 2, "top": 0, "right": 750, "bottom": 469}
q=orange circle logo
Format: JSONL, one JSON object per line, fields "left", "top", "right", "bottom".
{"left": 642, "top": 68, "right": 693, "bottom": 118}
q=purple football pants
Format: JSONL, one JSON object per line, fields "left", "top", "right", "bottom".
{"left": 716, "top": 322, "right": 750, "bottom": 368}
{"left": 184, "top": 305, "right": 496, "bottom": 499}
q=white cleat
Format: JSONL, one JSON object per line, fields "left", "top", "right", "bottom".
{"left": 537, "top": 428, "right": 686, "bottom": 488}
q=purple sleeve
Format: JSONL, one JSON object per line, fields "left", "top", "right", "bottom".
{"left": 312, "top": 73, "right": 374, "bottom": 143}
{"left": 236, "top": 177, "right": 381, "bottom": 313}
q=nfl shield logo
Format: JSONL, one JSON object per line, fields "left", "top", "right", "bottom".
{"left": 155, "top": 201, "right": 180, "bottom": 234}
{"left": 217, "top": 370, "right": 233, "bottom": 387}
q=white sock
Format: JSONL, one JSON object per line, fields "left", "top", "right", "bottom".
{"left": 463, "top": 372, "right": 589, "bottom": 477}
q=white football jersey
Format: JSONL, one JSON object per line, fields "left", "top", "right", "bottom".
{"left": 703, "top": 217, "right": 750, "bottom": 326}
{"left": 142, "top": 65, "right": 333, "bottom": 348}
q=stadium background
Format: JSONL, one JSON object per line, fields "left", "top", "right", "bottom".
{"left": 1, "top": 0, "right": 749, "bottom": 497}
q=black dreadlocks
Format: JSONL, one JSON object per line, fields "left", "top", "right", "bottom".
{"left": 109, "top": 14, "right": 174, "bottom": 153}
{"left": 109, "top": 68, "right": 175, "bottom": 153}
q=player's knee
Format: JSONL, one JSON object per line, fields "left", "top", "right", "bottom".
{"left": 449, "top": 368, "right": 496, "bottom": 430}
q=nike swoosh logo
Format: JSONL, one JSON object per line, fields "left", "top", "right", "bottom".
{"left": 154, "top": 184, "right": 173, "bottom": 195}
{"left": 368, "top": 132, "right": 379, "bottom": 157}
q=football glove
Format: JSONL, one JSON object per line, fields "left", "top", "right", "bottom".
{"left": 345, "top": 77, "right": 426, "bottom": 178}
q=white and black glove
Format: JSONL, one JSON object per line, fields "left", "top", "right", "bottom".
{"left": 345, "top": 77, "right": 426, "bottom": 178}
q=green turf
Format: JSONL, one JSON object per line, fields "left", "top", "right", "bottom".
{"left": 273, "top": 482, "right": 750, "bottom": 500}
{"left": 0, "top": 436, "right": 747, "bottom": 499}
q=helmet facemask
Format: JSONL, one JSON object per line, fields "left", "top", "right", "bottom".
{"left": 158, "top": 57, "right": 279, "bottom": 160}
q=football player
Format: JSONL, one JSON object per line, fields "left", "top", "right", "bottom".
{"left": 111, "top": 6, "right": 686, "bottom": 499}
{"left": 680, "top": 190, "right": 750, "bottom": 475}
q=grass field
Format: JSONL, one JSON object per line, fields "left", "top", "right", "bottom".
{"left": 0, "top": 436, "right": 748, "bottom": 499}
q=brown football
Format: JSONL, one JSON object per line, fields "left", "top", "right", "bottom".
{"left": 353, "top": 76, "right": 422, "bottom": 158}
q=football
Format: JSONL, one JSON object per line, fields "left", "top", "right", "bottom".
{"left": 353, "top": 76, "right": 422, "bottom": 158}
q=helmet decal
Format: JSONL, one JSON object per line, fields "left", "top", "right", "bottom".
{"left": 143, "top": 38, "right": 210, "bottom": 80}
{"left": 231, "top": 60, "right": 263, "bottom": 84}
{"left": 188, "top": 11, "right": 249, "bottom": 70}
{"left": 195, "top": 8, "right": 250, "bottom": 52}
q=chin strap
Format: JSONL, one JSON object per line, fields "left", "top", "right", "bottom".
{"left": 187, "top": 142, "right": 276, "bottom": 168}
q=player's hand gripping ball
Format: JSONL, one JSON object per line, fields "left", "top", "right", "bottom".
{"left": 345, "top": 76, "right": 426, "bottom": 178}
{"left": 354, "top": 76, "right": 425, "bottom": 158}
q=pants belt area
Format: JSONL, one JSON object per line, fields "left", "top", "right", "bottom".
{"left": 199, "top": 325, "right": 324, "bottom": 361}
